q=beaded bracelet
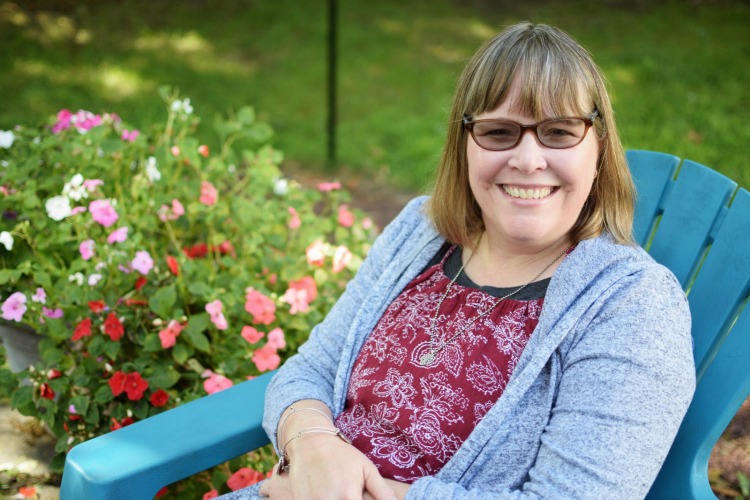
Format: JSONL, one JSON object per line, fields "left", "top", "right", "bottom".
{"left": 277, "top": 426, "right": 352, "bottom": 474}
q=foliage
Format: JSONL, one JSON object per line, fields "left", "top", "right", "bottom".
{"left": 0, "top": 88, "right": 376, "bottom": 496}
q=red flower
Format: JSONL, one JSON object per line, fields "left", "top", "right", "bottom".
{"left": 47, "top": 369, "right": 62, "bottom": 379}
{"left": 198, "top": 144, "right": 209, "bottom": 157}
{"left": 109, "top": 371, "right": 127, "bottom": 396}
{"left": 183, "top": 243, "right": 208, "bottom": 259}
{"left": 103, "top": 312, "right": 124, "bottom": 341}
{"left": 110, "top": 416, "right": 135, "bottom": 431}
{"left": 135, "top": 276, "right": 147, "bottom": 291}
{"left": 72, "top": 318, "right": 92, "bottom": 341}
{"left": 213, "top": 240, "right": 236, "bottom": 258}
{"left": 39, "top": 383, "right": 55, "bottom": 400}
{"left": 18, "top": 486, "right": 37, "bottom": 499}
{"left": 124, "top": 298, "right": 148, "bottom": 307}
{"left": 150, "top": 389, "right": 169, "bottom": 407}
{"left": 123, "top": 372, "right": 149, "bottom": 400}
{"left": 155, "top": 486, "right": 169, "bottom": 498}
{"left": 227, "top": 467, "right": 265, "bottom": 491}
{"left": 166, "top": 255, "right": 179, "bottom": 276}
{"left": 88, "top": 300, "right": 107, "bottom": 313}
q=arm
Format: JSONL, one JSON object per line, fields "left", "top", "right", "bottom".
{"left": 407, "top": 267, "right": 696, "bottom": 499}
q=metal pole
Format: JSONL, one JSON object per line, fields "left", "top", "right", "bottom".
{"left": 327, "top": 0, "right": 337, "bottom": 168}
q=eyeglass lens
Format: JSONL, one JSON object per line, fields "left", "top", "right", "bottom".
{"left": 471, "top": 118, "right": 588, "bottom": 150}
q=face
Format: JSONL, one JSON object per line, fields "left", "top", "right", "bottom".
{"left": 466, "top": 81, "right": 599, "bottom": 252}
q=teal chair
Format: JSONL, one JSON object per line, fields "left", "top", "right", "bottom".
{"left": 60, "top": 150, "right": 750, "bottom": 499}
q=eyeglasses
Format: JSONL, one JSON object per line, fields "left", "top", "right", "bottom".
{"left": 463, "top": 110, "right": 599, "bottom": 151}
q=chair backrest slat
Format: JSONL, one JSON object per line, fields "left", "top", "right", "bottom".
{"left": 626, "top": 150, "right": 679, "bottom": 246}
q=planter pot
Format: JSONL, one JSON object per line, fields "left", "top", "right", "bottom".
{"left": 0, "top": 323, "right": 43, "bottom": 373}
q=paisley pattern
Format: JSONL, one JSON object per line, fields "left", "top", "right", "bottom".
{"left": 335, "top": 246, "right": 544, "bottom": 483}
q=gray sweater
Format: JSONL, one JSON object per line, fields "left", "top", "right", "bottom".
{"left": 235, "top": 196, "right": 695, "bottom": 499}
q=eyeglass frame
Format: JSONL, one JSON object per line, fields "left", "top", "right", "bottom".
{"left": 462, "top": 109, "right": 599, "bottom": 151}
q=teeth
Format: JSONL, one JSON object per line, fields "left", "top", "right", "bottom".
{"left": 503, "top": 186, "right": 552, "bottom": 199}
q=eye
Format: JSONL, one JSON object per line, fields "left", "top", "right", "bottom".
{"left": 476, "top": 122, "right": 517, "bottom": 137}
{"left": 541, "top": 120, "right": 584, "bottom": 138}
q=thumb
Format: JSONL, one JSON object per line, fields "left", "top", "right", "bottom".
{"left": 363, "top": 469, "right": 399, "bottom": 500}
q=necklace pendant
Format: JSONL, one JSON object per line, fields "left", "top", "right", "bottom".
{"left": 419, "top": 351, "right": 436, "bottom": 366}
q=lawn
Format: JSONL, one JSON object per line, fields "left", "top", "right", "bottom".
{"left": 1, "top": 0, "right": 748, "bottom": 191}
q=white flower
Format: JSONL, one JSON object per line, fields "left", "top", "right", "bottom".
{"left": 0, "top": 231, "right": 13, "bottom": 251}
{"left": 273, "top": 178, "right": 289, "bottom": 196}
{"left": 145, "top": 156, "right": 161, "bottom": 182}
{"left": 0, "top": 160, "right": 8, "bottom": 168}
{"left": 88, "top": 274, "right": 103, "bottom": 286}
{"left": 68, "top": 272, "right": 85, "bottom": 286}
{"left": 63, "top": 173, "right": 88, "bottom": 201}
{"left": 171, "top": 98, "right": 193, "bottom": 115}
{"left": 45, "top": 195, "right": 72, "bottom": 221}
{"left": 0, "top": 130, "right": 14, "bottom": 149}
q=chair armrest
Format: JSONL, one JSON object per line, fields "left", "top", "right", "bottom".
{"left": 60, "top": 371, "right": 275, "bottom": 500}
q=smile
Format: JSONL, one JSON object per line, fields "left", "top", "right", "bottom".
{"left": 501, "top": 185, "right": 554, "bottom": 200}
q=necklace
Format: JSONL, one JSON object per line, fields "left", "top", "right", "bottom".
{"left": 418, "top": 241, "right": 572, "bottom": 367}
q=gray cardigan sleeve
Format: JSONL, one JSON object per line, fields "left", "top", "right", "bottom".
{"left": 407, "top": 266, "right": 695, "bottom": 499}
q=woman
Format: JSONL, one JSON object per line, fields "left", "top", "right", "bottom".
{"left": 228, "top": 21, "right": 695, "bottom": 499}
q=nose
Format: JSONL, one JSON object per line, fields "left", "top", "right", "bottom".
{"left": 507, "top": 128, "right": 547, "bottom": 174}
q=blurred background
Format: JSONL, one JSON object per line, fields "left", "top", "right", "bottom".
{"left": 1, "top": 0, "right": 748, "bottom": 195}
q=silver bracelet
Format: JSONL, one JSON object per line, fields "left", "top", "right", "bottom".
{"left": 277, "top": 426, "right": 352, "bottom": 474}
{"left": 277, "top": 405, "right": 333, "bottom": 446}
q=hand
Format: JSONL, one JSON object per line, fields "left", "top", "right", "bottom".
{"left": 364, "top": 478, "right": 410, "bottom": 500}
{"left": 259, "top": 433, "right": 397, "bottom": 500}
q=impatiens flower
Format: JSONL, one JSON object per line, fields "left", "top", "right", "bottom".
{"left": 337, "top": 204, "right": 355, "bottom": 227}
{"left": 198, "top": 144, "right": 209, "bottom": 157}
{"left": 31, "top": 287, "right": 46, "bottom": 304}
{"left": 0, "top": 130, "right": 14, "bottom": 148}
{"left": 88, "top": 273, "right": 103, "bottom": 286}
{"left": 63, "top": 173, "right": 88, "bottom": 201}
{"left": 0, "top": 230, "right": 13, "bottom": 250}
{"left": 267, "top": 327, "right": 286, "bottom": 350}
{"left": 332, "top": 245, "right": 353, "bottom": 273}
{"left": 47, "top": 369, "right": 62, "bottom": 379}
{"left": 72, "top": 317, "right": 92, "bottom": 341}
{"left": 110, "top": 371, "right": 149, "bottom": 400}
{"left": 83, "top": 179, "right": 104, "bottom": 192}
{"left": 305, "top": 239, "right": 326, "bottom": 267}
{"left": 244, "top": 288, "right": 276, "bottom": 325}
{"left": 46, "top": 195, "right": 72, "bottom": 221}
{"left": 166, "top": 255, "right": 179, "bottom": 276}
{"left": 43, "top": 307, "right": 63, "bottom": 319}
{"left": 252, "top": 344, "right": 281, "bottom": 372}
{"left": 131, "top": 250, "right": 154, "bottom": 275}
{"left": 88, "top": 300, "right": 107, "bottom": 313}
{"left": 150, "top": 389, "right": 169, "bottom": 407}
{"left": 273, "top": 178, "right": 289, "bottom": 196}
{"left": 18, "top": 486, "right": 37, "bottom": 499}
{"left": 205, "top": 299, "right": 223, "bottom": 317}
{"left": 241, "top": 326, "right": 264, "bottom": 344}
{"left": 110, "top": 416, "right": 135, "bottom": 431}
{"left": 135, "top": 276, "right": 147, "bottom": 291}
{"left": 171, "top": 98, "right": 193, "bottom": 115}
{"left": 39, "top": 383, "right": 55, "bottom": 400}
{"left": 227, "top": 467, "right": 265, "bottom": 491}
{"left": 202, "top": 370, "right": 233, "bottom": 395}
{"left": 79, "top": 239, "right": 95, "bottom": 260}
{"left": 1, "top": 292, "right": 26, "bottom": 322}
{"left": 71, "top": 206, "right": 87, "bottom": 216}
{"left": 52, "top": 109, "right": 72, "bottom": 134}
{"left": 89, "top": 199, "right": 119, "bottom": 227}
{"left": 145, "top": 156, "right": 161, "bottom": 182}
{"left": 281, "top": 277, "right": 317, "bottom": 314}
{"left": 199, "top": 181, "right": 218, "bottom": 206}
{"left": 317, "top": 181, "right": 341, "bottom": 192}
{"left": 158, "top": 320, "right": 184, "bottom": 349}
{"left": 69, "top": 272, "right": 85, "bottom": 285}
{"left": 170, "top": 145, "right": 180, "bottom": 156}
{"left": 121, "top": 129, "right": 140, "bottom": 142}
{"left": 103, "top": 312, "right": 125, "bottom": 341}
{"left": 288, "top": 206, "right": 301, "bottom": 229}
{"left": 183, "top": 243, "right": 208, "bottom": 259}
{"left": 362, "top": 217, "right": 374, "bottom": 230}
{"left": 107, "top": 226, "right": 129, "bottom": 244}
{"left": 158, "top": 199, "right": 184, "bottom": 221}
{"left": 206, "top": 300, "right": 228, "bottom": 330}
{"left": 203, "top": 489, "right": 219, "bottom": 500}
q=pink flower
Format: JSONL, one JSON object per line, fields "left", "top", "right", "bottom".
{"left": 332, "top": 245, "right": 353, "bottom": 273}
{"left": 2, "top": 292, "right": 26, "bottom": 322}
{"left": 200, "top": 181, "right": 218, "bottom": 206}
{"left": 31, "top": 287, "right": 46, "bottom": 304}
{"left": 227, "top": 468, "right": 265, "bottom": 491}
{"left": 171, "top": 145, "right": 180, "bottom": 156}
{"left": 79, "top": 239, "right": 95, "bottom": 260}
{"left": 203, "top": 371, "right": 233, "bottom": 395}
{"left": 244, "top": 289, "right": 276, "bottom": 325}
{"left": 43, "top": 307, "right": 63, "bottom": 319}
{"left": 288, "top": 206, "right": 301, "bottom": 229}
{"left": 337, "top": 204, "right": 355, "bottom": 227}
{"left": 241, "top": 326, "right": 264, "bottom": 344}
{"left": 205, "top": 299, "right": 223, "bottom": 317}
{"left": 306, "top": 240, "right": 326, "bottom": 267}
{"left": 121, "top": 129, "right": 140, "bottom": 142}
{"left": 267, "top": 327, "right": 286, "bottom": 350}
{"left": 253, "top": 344, "right": 281, "bottom": 372}
{"left": 206, "top": 300, "right": 228, "bottom": 330}
{"left": 131, "top": 250, "right": 154, "bottom": 275}
{"left": 198, "top": 144, "right": 210, "bottom": 157}
{"left": 83, "top": 179, "right": 104, "bottom": 192}
{"left": 107, "top": 226, "right": 129, "bottom": 244}
{"left": 89, "top": 199, "right": 119, "bottom": 227}
{"left": 158, "top": 199, "right": 184, "bottom": 221}
{"left": 362, "top": 217, "right": 374, "bottom": 230}
{"left": 317, "top": 181, "right": 341, "bottom": 192}
{"left": 71, "top": 206, "right": 87, "bottom": 216}
{"left": 158, "top": 320, "right": 184, "bottom": 349}
{"left": 203, "top": 489, "right": 219, "bottom": 500}
{"left": 281, "top": 276, "right": 317, "bottom": 314}
{"left": 52, "top": 109, "right": 72, "bottom": 134}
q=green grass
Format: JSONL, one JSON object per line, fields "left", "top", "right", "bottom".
{"left": 1, "top": 0, "right": 748, "bottom": 191}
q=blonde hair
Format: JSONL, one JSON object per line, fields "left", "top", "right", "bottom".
{"left": 428, "top": 22, "right": 634, "bottom": 247}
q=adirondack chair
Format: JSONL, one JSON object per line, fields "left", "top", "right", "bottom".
{"left": 60, "top": 150, "right": 750, "bottom": 500}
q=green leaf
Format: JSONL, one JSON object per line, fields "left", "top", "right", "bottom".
{"left": 237, "top": 106, "right": 256, "bottom": 125}
{"left": 102, "top": 340, "right": 121, "bottom": 360}
{"left": 187, "top": 282, "right": 212, "bottom": 298}
{"left": 184, "top": 314, "right": 211, "bottom": 352}
{"left": 94, "top": 385, "right": 114, "bottom": 404}
{"left": 148, "top": 367, "right": 180, "bottom": 389}
{"left": 11, "top": 385, "right": 33, "bottom": 410}
{"left": 149, "top": 285, "right": 177, "bottom": 318}
{"left": 143, "top": 333, "right": 162, "bottom": 352}
{"left": 173, "top": 343, "right": 190, "bottom": 364}
{"left": 40, "top": 345, "right": 64, "bottom": 365}
{"left": 70, "top": 395, "right": 90, "bottom": 416}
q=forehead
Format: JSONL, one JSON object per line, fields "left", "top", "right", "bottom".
{"left": 485, "top": 75, "right": 590, "bottom": 119}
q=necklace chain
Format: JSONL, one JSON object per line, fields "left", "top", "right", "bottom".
{"left": 418, "top": 241, "right": 571, "bottom": 367}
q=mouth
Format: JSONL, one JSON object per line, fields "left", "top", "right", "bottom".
{"left": 501, "top": 185, "right": 556, "bottom": 200}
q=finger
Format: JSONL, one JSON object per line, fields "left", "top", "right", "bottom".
{"left": 363, "top": 471, "right": 398, "bottom": 500}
